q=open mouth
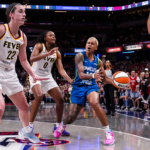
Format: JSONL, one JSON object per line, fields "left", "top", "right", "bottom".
{"left": 88, "top": 47, "right": 91, "bottom": 50}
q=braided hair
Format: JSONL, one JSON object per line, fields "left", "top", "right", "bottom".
{"left": 35, "top": 30, "right": 57, "bottom": 49}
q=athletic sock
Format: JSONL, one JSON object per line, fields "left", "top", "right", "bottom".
{"left": 56, "top": 123, "right": 60, "bottom": 127}
{"left": 103, "top": 125, "right": 111, "bottom": 133}
{"left": 24, "top": 126, "right": 31, "bottom": 133}
{"left": 29, "top": 122, "right": 34, "bottom": 128}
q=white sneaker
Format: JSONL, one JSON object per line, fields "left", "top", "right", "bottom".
{"left": 124, "top": 108, "right": 128, "bottom": 111}
{"left": 130, "top": 107, "right": 136, "bottom": 111}
{"left": 141, "top": 96, "right": 148, "bottom": 104}
{"left": 18, "top": 128, "right": 40, "bottom": 143}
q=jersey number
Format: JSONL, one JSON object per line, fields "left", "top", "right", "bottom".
{"left": 6, "top": 51, "right": 16, "bottom": 60}
{"left": 43, "top": 62, "right": 48, "bottom": 68}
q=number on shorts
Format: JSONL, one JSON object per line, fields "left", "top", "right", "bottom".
{"left": 6, "top": 51, "right": 16, "bottom": 60}
{"left": 43, "top": 62, "right": 48, "bottom": 68}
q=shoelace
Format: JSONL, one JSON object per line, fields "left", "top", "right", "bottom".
{"left": 57, "top": 125, "right": 64, "bottom": 133}
{"left": 106, "top": 132, "right": 112, "bottom": 140}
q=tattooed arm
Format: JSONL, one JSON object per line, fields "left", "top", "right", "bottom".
{"left": 63, "top": 104, "right": 83, "bottom": 125}
{"left": 75, "top": 53, "right": 102, "bottom": 80}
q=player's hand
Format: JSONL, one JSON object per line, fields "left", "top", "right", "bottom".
{"left": 69, "top": 79, "right": 74, "bottom": 84}
{"left": 32, "top": 75, "right": 49, "bottom": 83}
{"left": 47, "top": 47, "right": 59, "bottom": 56}
{"left": 98, "top": 67, "right": 105, "bottom": 77}
{"left": 148, "top": 84, "right": 150, "bottom": 87}
{"left": 94, "top": 73, "right": 103, "bottom": 82}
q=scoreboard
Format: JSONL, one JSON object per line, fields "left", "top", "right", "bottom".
{"left": 0, "top": 1, "right": 150, "bottom": 11}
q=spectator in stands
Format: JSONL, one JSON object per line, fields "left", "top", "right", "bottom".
{"left": 144, "top": 68, "right": 149, "bottom": 73}
{"left": 64, "top": 85, "right": 68, "bottom": 95}
{"left": 119, "top": 88, "right": 126, "bottom": 110}
{"left": 139, "top": 72, "right": 149, "bottom": 111}
{"left": 125, "top": 76, "right": 133, "bottom": 110}
{"left": 68, "top": 84, "right": 72, "bottom": 98}
{"left": 23, "top": 82, "right": 30, "bottom": 103}
{"left": 45, "top": 93, "right": 52, "bottom": 103}
{"left": 129, "top": 70, "right": 140, "bottom": 111}
{"left": 104, "top": 60, "right": 115, "bottom": 116}
{"left": 114, "top": 88, "right": 119, "bottom": 109}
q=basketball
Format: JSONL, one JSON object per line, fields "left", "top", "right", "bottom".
{"left": 112, "top": 71, "right": 129, "bottom": 88}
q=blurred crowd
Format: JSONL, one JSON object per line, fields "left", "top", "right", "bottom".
{"left": 3, "top": 57, "right": 150, "bottom": 115}
{"left": 107, "top": 24, "right": 149, "bottom": 47}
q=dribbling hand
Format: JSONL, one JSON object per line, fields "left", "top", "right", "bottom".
{"left": 94, "top": 70, "right": 103, "bottom": 82}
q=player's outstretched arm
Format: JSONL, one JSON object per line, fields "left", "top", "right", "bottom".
{"left": 55, "top": 51, "right": 73, "bottom": 84}
{"left": 19, "top": 35, "right": 49, "bottom": 82}
{"left": 147, "top": 13, "right": 150, "bottom": 34}
{"left": 75, "top": 53, "right": 102, "bottom": 81}
{"left": 98, "top": 59, "right": 113, "bottom": 84}
{"left": 30, "top": 43, "right": 58, "bottom": 63}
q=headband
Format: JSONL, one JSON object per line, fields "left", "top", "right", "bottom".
{"left": 10, "top": 3, "right": 21, "bottom": 13}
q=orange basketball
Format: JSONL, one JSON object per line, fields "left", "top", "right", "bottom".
{"left": 112, "top": 71, "right": 129, "bottom": 88}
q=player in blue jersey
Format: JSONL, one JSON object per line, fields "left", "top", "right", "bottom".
{"left": 54, "top": 37, "right": 115, "bottom": 145}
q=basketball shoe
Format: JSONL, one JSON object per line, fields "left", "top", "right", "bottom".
{"left": 18, "top": 128, "right": 40, "bottom": 143}
{"left": 53, "top": 124, "right": 70, "bottom": 136}
{"left": 104, "top": 130, "right": 115, "bottom": 145}
{"left": 54, "top": 123, "right": 67, "bottom": 138}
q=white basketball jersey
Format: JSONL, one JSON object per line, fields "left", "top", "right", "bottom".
{"left": 31, "top": 43, "right": 57, "bottom": 77}
{"left": 0, "top": 24, "right": 24, "bottom": 71}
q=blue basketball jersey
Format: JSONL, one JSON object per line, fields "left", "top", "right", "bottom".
{"left": 73, "top": 52, "right": 100, "bottom": 86}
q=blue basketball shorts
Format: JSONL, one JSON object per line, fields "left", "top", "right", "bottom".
{"left": 70, "top": 84, "right": 99, "bottom": 106}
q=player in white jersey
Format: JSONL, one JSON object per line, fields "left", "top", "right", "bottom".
{"left": 0, "top": 3, "right": 51, "bottom": 143}
{"left": 29, "top": 31, "right": 73, "bottom": 136}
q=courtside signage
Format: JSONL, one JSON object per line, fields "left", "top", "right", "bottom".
{"left": 107, "top": 47, "right": 122, "bottom": 53}
{"left": 125, "top": 44, "right": 143, "bottom": 50}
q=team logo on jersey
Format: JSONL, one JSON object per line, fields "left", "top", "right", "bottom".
{"left": 0, "top": 132, "right": 70, "bottom": 150}
{"left": 94, "top": 63, "right": 98, "bottom": 66}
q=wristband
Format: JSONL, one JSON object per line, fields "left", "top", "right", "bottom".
{"left": 92, "top": 73, "right": 95, "bottom": 79}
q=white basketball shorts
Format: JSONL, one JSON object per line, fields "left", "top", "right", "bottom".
{"left": 29, "top": 74, "right": 58, "bottom": 94}
{"left": 0, "top": 69, "right": 23, "bottom": 96}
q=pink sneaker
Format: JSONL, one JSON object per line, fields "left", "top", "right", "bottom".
{"left": 54, "top": 123, "right": 66, "bottom": 138}
{"left": 104, "top": 131, "right": 115, "bottom": 145}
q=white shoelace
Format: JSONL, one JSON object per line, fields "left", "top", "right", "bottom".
{"left": 106, "top": 132, "right": 112, "bottom": 140}
{"left": 57, "top": 125, "right": 64, "bottom": 133}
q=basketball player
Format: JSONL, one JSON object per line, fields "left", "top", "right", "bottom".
{"left": 29, "top": 31, "right": 73, "bottom": 136}
{"left": 54, "top": 37, "right": 115, "bottom": 145}
{"left": 0, "top": 3, "right": 51, "bottom": 143}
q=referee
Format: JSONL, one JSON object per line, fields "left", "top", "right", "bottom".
{"left": 104, "top": 60, "right": 115, "bottom": 116}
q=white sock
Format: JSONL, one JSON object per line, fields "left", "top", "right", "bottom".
{"left": 29, "top": 122, "right": 33, "bottom": 128}
{"left": 103, "top": 125, "right": 110, "bottom": 133}
{"left": 56, "top": 123, "right": 60, "bottom": 127}
{"left": 24, "top": 126, "right": 31, "bottom": 133}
